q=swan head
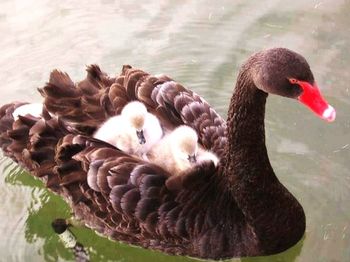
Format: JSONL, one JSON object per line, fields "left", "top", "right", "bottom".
{"left": 170, "top": 126, "right": 198, "bottom": 164}
{"left": 250, "top": 48, "right": 335, "bottom": 122}
{"left": 121, "top": 101, "right": 147, "bottom": 144}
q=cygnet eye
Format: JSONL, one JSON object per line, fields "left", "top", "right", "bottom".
{"left": 136, "top": 130, "right": 146, "bottom": 144}
{"left": 187, "top": 154, "right": 197, "bottom": 163}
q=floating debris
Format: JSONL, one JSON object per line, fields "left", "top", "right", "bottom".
{"left": 52, "top": 219, "right": 90, "bottom": 262}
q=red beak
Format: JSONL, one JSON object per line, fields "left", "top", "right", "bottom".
{"left": 297, "top": 81, "right": 336, "bottom": 122}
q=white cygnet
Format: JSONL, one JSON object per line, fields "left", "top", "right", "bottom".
{"left": 147, "top": 125, "right": 219, "bottom": 175}
{"left": 94, "top": 101, "right": 163, "bottom": 156}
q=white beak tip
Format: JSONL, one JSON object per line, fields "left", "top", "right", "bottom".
{"left": 322, "top": 105, "right": 336, "bottom": 122}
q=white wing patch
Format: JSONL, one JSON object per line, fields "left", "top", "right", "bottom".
{"left": 12, "top": 103, "right": 44, "bottom": 120}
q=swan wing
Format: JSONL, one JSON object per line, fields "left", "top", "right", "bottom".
{"left": 38, "top": 65, "right": 116, "bottom": 134}
{"left": 56, "top": 135, "right": 223, "bottom": 243}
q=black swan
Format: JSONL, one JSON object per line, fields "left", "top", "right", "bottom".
{"left": 0, "top": 48, "right": 335, "bottom": 259}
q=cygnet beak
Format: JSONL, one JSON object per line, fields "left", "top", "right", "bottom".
{"left": 136, "top": 130, "right": 146, "bottom": 144}
{"left": 188, "top": 154, "right": 197, "bottom": 163}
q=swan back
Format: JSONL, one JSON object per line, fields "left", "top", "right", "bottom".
{"left": 38, "top": 64, "right": 227, "bottom": 157}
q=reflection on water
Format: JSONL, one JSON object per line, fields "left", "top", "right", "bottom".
{"left": 2, "top": 160, "right": 73, "bottom": 262}
{"left": 0, "top": 0, "right": 349, "bottom": 261}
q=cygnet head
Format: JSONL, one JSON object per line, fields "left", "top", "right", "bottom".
{"left": 170, "top": 126, "right": 198, "bottom": 164}
{"left": 122, "top": 101, "right": 148, "bottom": 144}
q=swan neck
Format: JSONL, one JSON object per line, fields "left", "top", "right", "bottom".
{"left": 219, "top": 66, "right": 305, "bottom": 252}
{"left": 223, "top": 66, "right": 272, "bottom": 181}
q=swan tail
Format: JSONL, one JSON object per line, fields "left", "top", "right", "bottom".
{"left": 0, "top": 102, "right": 94, "bottom": 205}
{"left": 0, "top": 102, "right": 78, "bottom": 192}
{"left": 0, "top": 102, "right": 27, "bottom": 157}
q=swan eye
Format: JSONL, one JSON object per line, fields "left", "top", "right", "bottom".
{"left": 288, "top": 78, "right": 299, "bottom": 85}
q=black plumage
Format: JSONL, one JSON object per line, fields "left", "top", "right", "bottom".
{"left": 0, "top": 48, "right": 324, "bottom": 259}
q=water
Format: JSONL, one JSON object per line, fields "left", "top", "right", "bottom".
{"left": 0, "top": 0, "right": 349, "bottom": 261}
